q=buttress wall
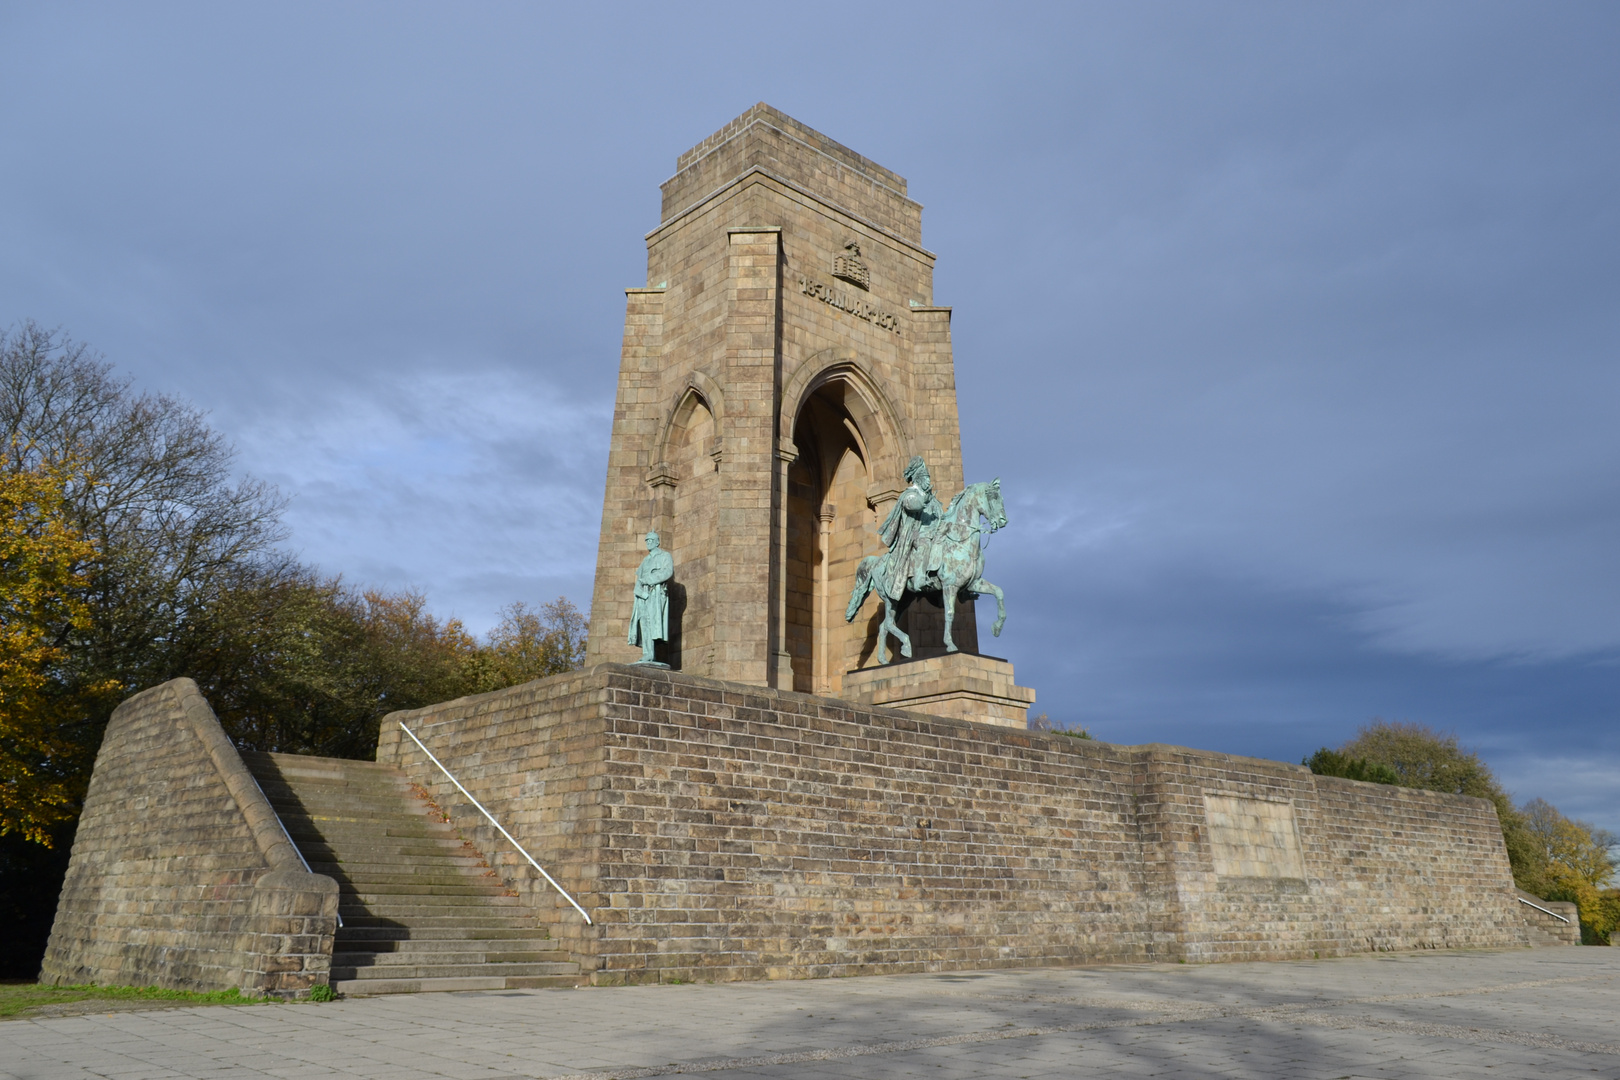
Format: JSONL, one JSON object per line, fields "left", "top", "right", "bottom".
{"left": 41, "top": 679, "right": 338, "bottom": 996}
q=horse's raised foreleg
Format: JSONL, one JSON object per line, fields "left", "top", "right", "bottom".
{"left": 968, "top": 577, "right": 1007, "bottom": 637}
{"left": 879, "top": 595, "right": 912, "bottom": 663}
{"left": 878, "top": 599, "right": 896, "bottom": 663}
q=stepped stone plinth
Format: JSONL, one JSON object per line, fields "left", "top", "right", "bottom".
{"left": 840, "top": 652, "right": 1035, "bottom": 728}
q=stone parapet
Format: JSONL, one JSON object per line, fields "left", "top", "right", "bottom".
{"left": 840, "top": 652, "right": 1035, "bottom": 728}
{"left": 379, "top": 663, "right": 1533, "bottom": 986}
{"left": 41, "top": 678, "right": 338, "bottom": 997}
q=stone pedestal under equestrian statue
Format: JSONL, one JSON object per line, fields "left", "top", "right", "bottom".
{"left": 841, "top": 652, "right": 1035, "bottom": 729}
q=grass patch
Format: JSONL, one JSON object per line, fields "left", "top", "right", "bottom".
{"left": 0, "top": 981, "right": 266, "bottom": 1019}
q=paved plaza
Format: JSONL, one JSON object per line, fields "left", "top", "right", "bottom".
{"left": 3, "top": 948, "right": 1617, "bottom": 1079}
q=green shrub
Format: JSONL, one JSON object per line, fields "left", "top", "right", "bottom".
{"left": 1304, "top": 748, "right": 1399, "bottom": 785}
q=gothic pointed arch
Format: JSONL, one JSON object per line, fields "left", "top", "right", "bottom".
{"left": 653, "top": 370, "right": 726, "bottom": 474}
{"left": 778, "top": 350, "right": 917, "bottom": 694}
{"left": 779, "top": 348, "right": 912, "bottom": 492}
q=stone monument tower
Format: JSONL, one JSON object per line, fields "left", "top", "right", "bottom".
{"left": 586, "top": 103, "right": 1030, "bottom": 723}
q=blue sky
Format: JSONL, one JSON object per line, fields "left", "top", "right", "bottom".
{"left": 2, "top": 2, "right": 1616, "bottom": 833}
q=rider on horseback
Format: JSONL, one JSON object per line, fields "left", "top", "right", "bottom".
{"left": 848, "top": 457, "right": 1009, "bottom": 663}
{"left": 879, "top": 456, "right": 944, "bottom": 599}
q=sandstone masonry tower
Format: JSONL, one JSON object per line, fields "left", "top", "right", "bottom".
{"left": 586, "top": 103, "right": 976, "bottom": 692}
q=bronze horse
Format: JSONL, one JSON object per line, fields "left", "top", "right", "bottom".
{"left": 846, "top": 479, "right": 1008, "bottom": 664}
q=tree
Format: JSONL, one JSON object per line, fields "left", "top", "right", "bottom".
{"left": 483, "top": 598, "right": 589, "bottom": 686}
{"left": 1303, "top": 748, "right": 1399, "bottom": 785}
{"left": 1330, "top": 720, "right": 1541, "bottom": 893}
{"left": 1, "top": 322, "right": 288, "bottom": 786}
{"left": 0, "top": 451, "right": 113, "bottom": 843}
{"left": 1520, "top": 797, "right": 1618, "bottom": 944}
{"left": 1, "top": 321, "right": 594, "bottom": 974}
{"left": 183, "top": 580, "right": 592, "bottom": 760}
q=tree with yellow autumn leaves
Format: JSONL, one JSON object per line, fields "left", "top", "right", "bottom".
{"left": 1, "top": 323, "right": 589, "bottom": 975}
{"left": 1521, "top": 797, "right": 1619, "bottom": 945}
{"left": 0, "top": 451, "right": 115, "bottom": 844}
{"left": 0, "top": 322, "right": 590, "bottom": 841}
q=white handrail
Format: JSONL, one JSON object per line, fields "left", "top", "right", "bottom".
{"left": 1518, "top": 895, "right": 1571, "bottom": 924}
{"left": 398, "top": 721, "right": 592, "bottom": 925}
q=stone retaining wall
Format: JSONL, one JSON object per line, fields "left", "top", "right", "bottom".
{"left": 1517, "top": 889, "right": 1582, "bottom": 945}
{"left": 41, "top": 679, "right": 338, "bottom": 996}
{"left": 378, "top": 664, "right": 1532, "bottom": 984}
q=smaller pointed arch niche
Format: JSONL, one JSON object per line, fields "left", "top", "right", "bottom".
{"left": 664, "top": 390, "right": 718, "bottom": 674}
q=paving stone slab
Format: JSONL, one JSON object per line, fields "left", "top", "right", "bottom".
{"left": 4, "top": 948, "right": 1618, "bottom": 1079}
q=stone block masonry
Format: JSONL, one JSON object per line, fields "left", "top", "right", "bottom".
{"left": 378, "top": 663, "right": 1533, "bottom": 986}
{"left": 586, "top": 103, "right": 981, "bottom": 691}
{"left": 40, "top": 678, "right": 339, "bottom": 997}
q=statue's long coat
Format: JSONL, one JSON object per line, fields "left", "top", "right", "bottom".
{"left": 629, "top": 548, "right": 673, "bottom": 644}
{"left": 878, "top": 483, "right": 943, "bottom": 600}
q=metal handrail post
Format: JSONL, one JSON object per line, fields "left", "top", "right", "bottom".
{"left": 398, "top": 721, "right": 593, "bottom": 925}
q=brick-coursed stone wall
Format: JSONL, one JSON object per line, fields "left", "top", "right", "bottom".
{"left": 41, "top": 678, "right": 338, "bottom": 996}
{"left": 380, "top": 664, "right": 1532, "bottom": 985}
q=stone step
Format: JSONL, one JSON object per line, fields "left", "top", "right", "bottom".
{"left": 264, "top": 791, "right": 424, "bottom": 805}
{"left": 254, "top": 775, "right": 416, "bottom": 790}
{"left": 503, "top": 975, "right": 585, "bottom": 989}
{"left": 294, "top": 835, "right": 468, "bottom": 849}
{"left": 308, "top": 863, "right": 489, "bottom": 879}
{"left": 297, "top": 841, "right": 474, "bottom": 858}
{"left": 270, "top": 804, "right": 430, "bottom": 820}
{"left": 290, "top": 837, "right": 468, "bottom": 854}
{"left": 337, "top": 913, "right": 539, "bottom": 929}
{"left": 317, "top": 871, "right": 497, "bottom": 888}
{"left": 283, "top": 819, "right": 457, "bottom": 834}
{"left": 258, "top": 781, "right": 414, "bottom": 795}
{"left": 333, "top": 950, "right": 573, "bottom": 968}
{"left": 333, "top": 974, "right": 582, "bottom": 995}
{"left": 332, "top": 961, "right": 578, "bottom": 981}
{"left": 337, "top": 913, "right": 528, "bottom": 928}
{"left": 337, "top": 926, "right": 555, "bottom": 942}
{"left": 262, "top": 790, "right": 416, "bottom": 803}
{"left": 333, "top": 881, "right": 513, "bottom": 898}
{"left": 338, "top": 938, "right": 563, "bottom": 955}
{"left": 337, "top": 892, "right": 522, "bottom": 910}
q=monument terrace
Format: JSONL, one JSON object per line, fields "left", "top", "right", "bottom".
{"left": 41, "top": 104, "right": 1566, "bottom": 998}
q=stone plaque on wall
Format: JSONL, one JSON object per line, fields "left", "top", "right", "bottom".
{"left": 1203, "top": 794, "right": 1307, "bottom": 880}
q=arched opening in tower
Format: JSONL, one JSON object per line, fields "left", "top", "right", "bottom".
{"left": 786, "top": 382, "right": 883, "bottom": 695}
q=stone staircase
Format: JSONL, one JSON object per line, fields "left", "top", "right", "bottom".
{"left": 242, "top": 751, "right": 582, "bottom": 995}
{"left": 1517, "top": 889, "right": 1580, "bottom": 947}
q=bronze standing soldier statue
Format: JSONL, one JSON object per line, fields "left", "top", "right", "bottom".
{"left": 628, "top": 531, "right": 673, "bottom": 665}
